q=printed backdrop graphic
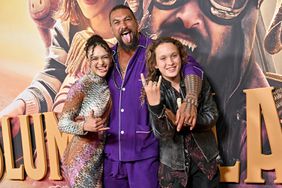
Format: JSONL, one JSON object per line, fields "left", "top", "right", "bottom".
{"left": 0, "top": 0, "right": 282, "bottom": 187}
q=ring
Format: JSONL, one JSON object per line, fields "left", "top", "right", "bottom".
{"left": 141, "top": 80, "right": 146, "bottom": 86}
{"left": 184, "top": 121, "right": 191, "bottom": 126}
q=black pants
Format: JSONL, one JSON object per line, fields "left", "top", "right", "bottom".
{"left": 188, "top": 160, "right": 220, "bottom": 188}
{"left": 159, "top": 160, "right": 220, "bottom": 188}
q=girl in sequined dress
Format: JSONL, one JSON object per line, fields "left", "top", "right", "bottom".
{"left": 58, "top": 34, "right": 112, "bottom": 188}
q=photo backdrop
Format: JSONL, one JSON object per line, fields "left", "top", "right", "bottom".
{"left": 0, "top": 0, "right": 281, "bottom": 187}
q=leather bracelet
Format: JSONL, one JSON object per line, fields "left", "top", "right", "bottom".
{"left": 183, "top": 96, "right": 198, "bottom": 107}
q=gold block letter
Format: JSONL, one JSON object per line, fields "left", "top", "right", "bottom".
{"left": 44, "top": 112, "right": 72, "bottom": 180}
{"left": 0, "top": 139, "right": 4, "bottom": 179}
{"left": 219, "top": 161, "right": 240, "bottom": 183}
{"left": 19, "top": 114, "right": 47, "bottom": 180}
{"left": 244, "top": 87, "right": 282, "bottom": 183}
{"left": 1, "top": 116, "right": 24, "bottom": 180}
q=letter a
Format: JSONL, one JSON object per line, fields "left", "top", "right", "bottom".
{"left": 244, "top": 87, "right": 282, "bottom": 183}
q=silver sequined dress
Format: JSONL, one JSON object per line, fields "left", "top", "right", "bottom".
{"left": 58, "top": 73, "right": 111, "bottom": 188}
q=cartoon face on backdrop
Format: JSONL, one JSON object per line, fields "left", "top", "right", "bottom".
{"left": 149, "top": 0, "right": 261, "bottom": 69}
{"left": 126, "top": 0, "right": 140, "bottom": 13}
{"left": 28, "top": 0, "right": 61, "bottom": 47}
{"left": 76, "top": 0, "right": 113, "bottom": 19}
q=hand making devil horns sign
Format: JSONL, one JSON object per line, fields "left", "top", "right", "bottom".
{"left": 141, "top": 73, "right": 162, "bottom": 106}
{"left": 141, "top": 73, "right": 196, "bottom": 132}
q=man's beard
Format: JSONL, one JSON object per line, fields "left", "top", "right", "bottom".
{"left": 118, "top": 33, "right": 139, "bottom": 51}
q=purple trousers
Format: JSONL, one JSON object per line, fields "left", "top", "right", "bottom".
{"left": 103, "top": 157, "right": 159, "bottom": 188}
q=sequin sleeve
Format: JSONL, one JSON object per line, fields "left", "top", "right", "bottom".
{"left": 58, "top": 80, "right": 87, "bottom": 135}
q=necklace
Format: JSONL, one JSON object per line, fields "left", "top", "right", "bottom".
{"left": 120, "top": 65, "right": 126, "bottom": 75}
{"left": 112, "top": 67, "right": 123, "bottom": 90}
{"left": 112, "top": 48, "right": 124, "bottom": 90}
{"left": 117, "top": 48, "right": 128, "bottom": 78}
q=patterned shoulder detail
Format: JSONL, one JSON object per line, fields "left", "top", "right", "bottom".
{"left": 81, "top": 73, "right": 105, "bottom": 87}
{"left": 66, "top": 79, "right": 85, "bottom": 100}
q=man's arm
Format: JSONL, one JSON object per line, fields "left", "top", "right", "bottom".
{"left": 176, "top": 55, "right": 203, "bottom": 130}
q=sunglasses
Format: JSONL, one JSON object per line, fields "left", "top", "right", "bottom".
{"left": 153, "top": 0, "right": 258, "bottom": 25}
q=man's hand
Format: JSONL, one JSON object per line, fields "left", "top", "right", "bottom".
{"left": 141, "top": 73, "right": 162, "bottom": 106}
{"left": 83, "top": 110, "right": 109, "bottom": 132}
{"left": 175, "top": 101, "right": 197, "bottom": 132}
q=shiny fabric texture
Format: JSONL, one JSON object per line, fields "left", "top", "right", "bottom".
{"left": 58, "top": 73, "right": 111, "bottom": 188}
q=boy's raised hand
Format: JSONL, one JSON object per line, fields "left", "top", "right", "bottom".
{"left": 141, "top": 73, "right": 162, "bottom": 106}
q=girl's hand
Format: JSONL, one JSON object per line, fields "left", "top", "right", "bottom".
{"left": 83, "top": 110, "right": 110, "bottom": 132}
